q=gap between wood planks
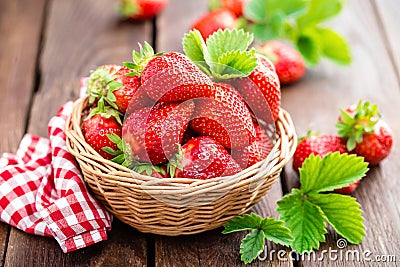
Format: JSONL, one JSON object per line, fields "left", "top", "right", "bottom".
{"left": 370, "top": 0, "right": 400, "bottom": 90}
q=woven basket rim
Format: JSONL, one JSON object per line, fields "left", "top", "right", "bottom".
{"left": 65, "top": 97, "right": 297, "bottom": 186}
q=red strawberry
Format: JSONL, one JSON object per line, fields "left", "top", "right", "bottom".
{"left": 190, "top": 9, "right": 237, "bottom": 40}
{"left": 292, "top": 133, "right": 360, "bottom": 194}
{"left": 140, "top": 52, "right": 214, "bottom": 102}
{"left": 86, "top": 64, "right": 145, "bottom": 114}
{"left": 293, "top": 133, "right": 348, "bottom": 172}
{"left": 171, "top": 136, "right": 242, "bottom": 179}
{"left": 234, "top": 54, "right": 281, "bottom": 122}
{"left": 257, "top": 41, "right": 306, "bottom": 85}
{"left": 236, "top": 122, "right": 273, "bottom": 168}
{"left": 190, "top": 82, "right": 256, "bottom": 149}
{"left": 337, "top": 101, "right": 393, "bottom": 165}
{"left": 334, "top": 180, "right": 361, "bottom": 195}
{"left": 82, "top": 110, "right": 122, "bottom": 160}
{"left": 221, "top": 0, "right": 249, "bottom": 17}
{"left": 122, "top": 100, "right": 195, "bottom": 164}
{"left": 119, "top": 0, "right": 168, "bottom": 20}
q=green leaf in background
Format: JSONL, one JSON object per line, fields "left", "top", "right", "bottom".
{"left": 242, "top": 0, "right": 351, "bottom": 66}
{"left": 222, "top": 213, "right": 263, "bottom": 234}
{"left": 244, "top": 0, "right": 269, "bottom": 22}
{"left": 260, "top": 218, "right": 294, "bottom": 247}
{"left": 308, "top": 193, "right": 365, "bottom": 244}
{"left": 317, "top": 28, "right": 352, "bottom": 65}
{"left": 297, "top": 0, "right": 345, "bottom": 28}
{"left": 240, "top": 229, "right": 265, "bottom": 264}
{"left": 296, "top": 30, "right": 322, "bottom": 65}
{"left": 277, "top": 189, "right": 327, "bottom": 254}
{"left": 299, "top": 153, "right": 369, "bottom": 193}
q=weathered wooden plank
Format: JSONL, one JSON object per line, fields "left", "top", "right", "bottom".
{"left": 156, "top": 0, "right": 209, "bottom": 53}
{"left": 281, "top": 0, "right": 400, "bottom": 265}
{"left": 4, "top": 0, "right": 152, "bottom": 266}
{"left": 372, "top": 0, "right": 400, "bottom": 83}
{"left": 0, "top": 0, "right": 47, "bottom": 265}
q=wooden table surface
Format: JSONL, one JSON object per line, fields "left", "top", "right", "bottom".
{"left": 1, "top": 0, "right": 399, "bottom": 266}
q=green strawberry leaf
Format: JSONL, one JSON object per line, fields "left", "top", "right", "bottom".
{"left": 277, "top": 189, "right": 327, "bottom": 254}
{"left": 182, "top": 30, "right": 207, "bottom": 63}
{"left": 300, "top": 153, "right": 369, "bottom": 193}
{"left": 297, "top": 0, "right": 344, "bottom": 28}
{"left": 260, "top": 218, "right": 293, "bottom": 247}
{"left": 183, "top": 29, "right": 257, "bottom": 79}
{"left": 243, "top": 0, "right": 269, "bottom": 23}
{"left": 210, "top": 49, "right": 257, "bottom": 78}
{"left": 206, "top": 29, "right": 254, "bottom": 61}
{"left": 296, "top": 29, "right": 322, "bottom": 65}
{"left": 318, "top": 28, "right": 351, "bottom": 65}
{"left": 308, "top": 193, "right": 365, "bottom": 244}
{"left": 240, "top": 229, "right": 265, "bottom": 264}
{"left": 223, "top": 213, "right": 263, "bottom": 234}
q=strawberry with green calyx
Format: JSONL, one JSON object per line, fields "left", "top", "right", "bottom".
{"left": 337, "top": 100, "right": 393, "bottom": 165}
{"left": 103, "top": 133, "right": 168, "bottom": 178}
{"left": 118, "top": 0, "right": 168, "bottom": 20}
{"left": 86, "top": 64, "right": 145, "bottom": 114}
{"left": 140, "top": 52, "right": 214, "bottom": 103}
{"left": 123, "top": 42, "right": 158, "bottom": 77}
{"left": 82, "top": 106, "right": 123, "bottom": 160}
{"left": 257, "top": 40, "right": 306, "bottom": 85}
{"left": 122, "top": 100, "right": 195, "bottom": 165}
{"left": 292, "top": 131, "right": 361, "bottom": 194}
{"left": 190, "top": 82, "right": 256, "bottom": 149}
{"left": 190, "top": 9, "right": 237, "bottom": 40}
{"left": 168, "top": 136, "right": 242, "bottom": 179}
{"left": 183, "top": 29, "right": 280, "bottom": 121}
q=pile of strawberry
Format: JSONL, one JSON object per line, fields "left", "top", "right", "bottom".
{"left": 82, "top": 29, "right": 280, "bottom": 179}
{"left": 293, "top": 100, "right": 394, "bottom": 194}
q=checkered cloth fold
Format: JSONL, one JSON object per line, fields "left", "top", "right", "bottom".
{"left": 0, "top": 102, "right": 112, "bottom": 253}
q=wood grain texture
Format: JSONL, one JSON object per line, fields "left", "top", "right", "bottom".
{"left": 155, "top": 182, "right": 293, "bottom": 267}
{"left": 281, "top": 0, "right": 400, "bottom": 266}
{"left": 4, "top": 0, "right": 152, "bottom": 266}
{"left": 372, "top": 0, "right": 400, "bottom": 83}
{"left": 0, "top": 0, "right": 46, "bottom": 265}
{"left": 27, "top": 0, "right": 153, "bottom": 137}
{"left": 155, "top": 0, "right": 208, "bottom": 52}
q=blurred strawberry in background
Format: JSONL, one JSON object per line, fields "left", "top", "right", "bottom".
{"left": 257, "top": 41, "right": 306, "bottom": 85}
{"left": 190, "top": 8, "right": 237, "bottom": 40}
{"left": 119, "top": 0, "right": 168, "bottom": 20}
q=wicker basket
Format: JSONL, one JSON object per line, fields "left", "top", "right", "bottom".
{"left": 65, "top": 97, "right": 297, "bottom": 236}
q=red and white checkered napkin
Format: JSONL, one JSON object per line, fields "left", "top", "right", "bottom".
{"left": 0, "top": 102, "right": 112, "bottom": 253}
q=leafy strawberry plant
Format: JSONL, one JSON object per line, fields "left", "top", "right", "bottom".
{"left": 223, "top": 152, "right": 368, "bottom": 264}
{"left": 243, "top": 0, "right": 351, "bottom": 65}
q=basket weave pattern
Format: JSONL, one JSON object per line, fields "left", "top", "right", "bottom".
{"left": 65, "top": 97, "right": 297, "bottom": 236}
